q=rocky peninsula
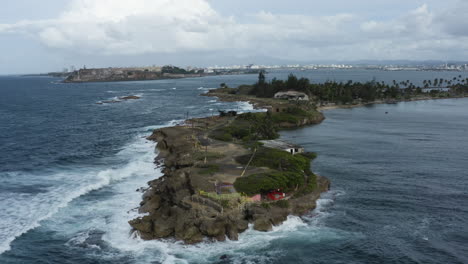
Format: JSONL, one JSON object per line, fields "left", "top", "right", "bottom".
{"left": 129, "top": 88, "right": 330, "bottom": 243}
{"left": 128, "top": 71, "right": 468, "bottom": 243}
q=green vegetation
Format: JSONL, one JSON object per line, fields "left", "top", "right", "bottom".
{"left": 236, "top": 147, "right": 311, "bottom": 173}
{"left": 234, "top": 147, "right": 319, "bottom": 196}
{"left": 270, "top": 106, "right": 320, "bottom": 125}
{"left": 246, "top": 73, "right": 468, "bottom": 104}
{"left": 210, "top": 112, "right": 279, "bottom": 142}
{"left": 211, "top": 132, "right": 233, "bottom": 142}
{"left": 234, "top": 171, "right": 305, "bottom": 196}
{"left": 196, "top": 164, "right": 220, "bottom": 175}
{"left": 294, "top": 173, "right": 317, "bottom": 197}
{"left": 209, "top": 106, "right": 321, "bottom": 143}
{"left": 161, "top": 65, "right": 203, "bottom": 74}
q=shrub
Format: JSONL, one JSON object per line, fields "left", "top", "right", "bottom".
{"left": 220, "top": 199, "right": 230, "bottom": 208}
{"left": 271, "top": 112, "right": 299, "bottom": 124}
{"left": 294, "top": 173, "right": 317, "bottom": 197}
{"left": 234, "top": 171, "right": 304, "bottom": 196}
{"left": 224, "top": 126, "right": 251, "bottom": 139}
{"left": 212, "top": 132, "right": 233, "bottom": 142}
{"left": 300, "top": 152, "right": 318, "bottom": 160}
{"left": 197, "top": 164, "right": 220, "bottom": 175}
{"left": 236, "top": 147, "right": 311, "bottom": 173}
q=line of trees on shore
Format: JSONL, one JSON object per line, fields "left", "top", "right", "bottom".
{"left": 247, "top": 72, "right": 468, "bottom": 104}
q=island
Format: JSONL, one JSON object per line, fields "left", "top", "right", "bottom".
{"left": 129, "top": 72, "right": 468, "bottom": 243}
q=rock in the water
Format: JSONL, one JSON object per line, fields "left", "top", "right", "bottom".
{"left": 253, "top": 218, "right": 273, "bottom": 232}
{"left": 128, "top": 216, "right": 153, "bottom": 234}
{"left": 120, "top": 95, "right": 140, "bottom": 100}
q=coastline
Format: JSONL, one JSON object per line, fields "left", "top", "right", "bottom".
{"left": 129, "top": 92, "right": 330, "bottom": 243}
{"left": 203, "top": 89, "right": 467, "bottom": 112}
{"left": 129, "top": 87, "right": 466, "bottom": 244}
{"left": 62, "top": 70, "right": 260, "bottom": 83}
{"left": 317, "top": 95, "right": 468, "bottom": 111}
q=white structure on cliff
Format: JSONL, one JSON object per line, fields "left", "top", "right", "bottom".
{"left": 274, "top": 91, "right": 309, "bottom": 101}
{"left": 259, "top": 140, "right": 304, "bottom": 155}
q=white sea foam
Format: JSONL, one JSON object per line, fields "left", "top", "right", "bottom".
{"left": 0, "top": 115, "right": 345, "bottom": 262}
{"left": 143, "top": 119, "right": 186, "bottom": 132}
{"left": 236, "top": 101, "right": 266, "bottom": 113}
{"left": 0, "top": 120, "right": 180, "bottom": 255}
{"left": 96, "top": 189, "right": 346, "bottom": 263}
{"left": 0, "top": 166, "right": 125, "bottom": 254}
{"left": 197, "top": 87, "right": 214, "bottom": 94}
{"left": 97, "top": 94, "right": 144, "bottom": 105}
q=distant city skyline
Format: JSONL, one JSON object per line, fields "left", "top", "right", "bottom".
{"left": 1, "top": 0, "right": 468, "bottom": 74}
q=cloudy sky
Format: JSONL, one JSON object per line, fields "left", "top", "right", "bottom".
{"left": 1, "top": 0, "right": 467, "bottom": 74}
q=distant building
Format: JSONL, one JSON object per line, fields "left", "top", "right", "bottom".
{"left": 274, "top": 91, "right": 309, "bottom": 101}
{"left": 259, "top": 139, "right": 304, "bottom": 155}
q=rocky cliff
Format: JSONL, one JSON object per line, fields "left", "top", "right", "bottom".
{"left": 129, "top": 112, "right": 330, "bottom": 243}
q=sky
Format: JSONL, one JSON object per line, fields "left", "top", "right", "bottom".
{"left": 1, "top": 0, "right": 468, "bottom": 74}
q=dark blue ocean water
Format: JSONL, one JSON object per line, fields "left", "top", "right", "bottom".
{"left": 0, "top": 70, "right": 467, "bottom": 264}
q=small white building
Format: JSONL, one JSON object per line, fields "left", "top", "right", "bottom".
{"left": 274, "top": 91, "right": 309, "bottom": 101}
{"left": 259, "top": 140, "right": 304, "bottom": 155}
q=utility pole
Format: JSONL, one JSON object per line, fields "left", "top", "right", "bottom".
{"left": 241, "top": 147, "right": 257, "bottom": 177}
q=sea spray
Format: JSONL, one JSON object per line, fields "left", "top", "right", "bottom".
{"left": 0, "top": 122, "right": 170, "bottom": 255}
{"left": 99, "top": 193, "right": 345, "bottom": 264}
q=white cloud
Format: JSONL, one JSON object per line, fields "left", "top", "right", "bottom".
{"left": 0, "top": 0, "right": 357, "bottom": 56}
{"left": 1, "top": 0, "right": 468, "bottom": 63}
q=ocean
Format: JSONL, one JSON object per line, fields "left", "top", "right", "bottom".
{"left": 0, "top": 69, "right": 467, "bottom": 263}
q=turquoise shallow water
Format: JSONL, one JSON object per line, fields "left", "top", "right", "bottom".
{"left": 0, "top": 70, "right": 467, "bottom": 263}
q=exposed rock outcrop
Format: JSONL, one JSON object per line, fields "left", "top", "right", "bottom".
{"left": 129, "top": 122, "right": 330, "bottom": 244}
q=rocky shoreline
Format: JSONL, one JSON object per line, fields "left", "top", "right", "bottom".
{"left": 128, "top": 84, "right": 468, "bottom": 244}
{"left": 129, "top": 92, "right": 330, "bottom": 243}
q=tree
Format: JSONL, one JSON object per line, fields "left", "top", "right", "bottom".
{"left": 258, "top": 71, "right": 266, "bottom": 85}
{"left": 286, "top": 74, "right": 299, "bottom": 91}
